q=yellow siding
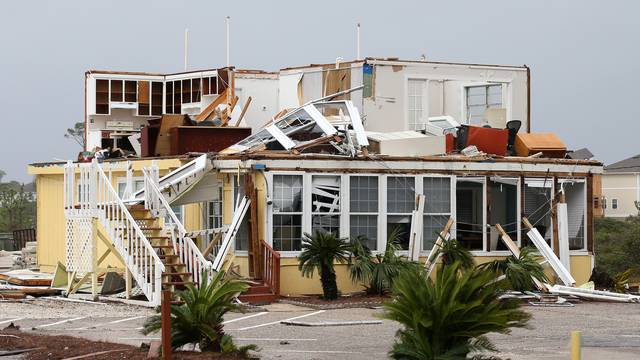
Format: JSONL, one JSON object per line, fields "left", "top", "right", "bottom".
{"left": 31, "top": 158, "right": 199, "bottom": 273}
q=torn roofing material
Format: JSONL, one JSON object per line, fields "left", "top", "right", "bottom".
{"left": 224, "top": 88, "right": 368, "bottom": 155}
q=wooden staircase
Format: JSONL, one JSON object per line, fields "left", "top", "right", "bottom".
{"left": 128, "top": 205, "right": 195, "bottom": 292}
{"left": 238, "top": 240, "right": 281, "bottom": 305}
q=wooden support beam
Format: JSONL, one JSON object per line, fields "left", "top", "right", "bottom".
{"left": 220, "top": 96, "right": 239, "bottom": 126}
{"left": 203, "top": 232, "right": 223, "bottom": 258}
{"left": 424, "top": 217, "right": 454, "bottom": 274}
{"left": 234, "top": 96, "right": 252, "bottom": 127}
{"left": 496, "top": 223, "right": 546, "bottom": 291}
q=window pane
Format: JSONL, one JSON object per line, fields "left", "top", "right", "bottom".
{"left": 350, "top": 176, "right": 378, "bottom": 212}
{"left": 423, "top": 177, "right": 451, "bottom": 213}
{"left": 312, "top": 214, "right": 340, "bottom": 237}
{"left": 387, "top": 177, "right": 415, "bottom": 213}
{"left": 350, "top": 215, "right": 377, "bottom": 250}
{"left": 522, "top": 179, "right": 552, "bottom": 247}
{"left": 423, "top": 215, "right": 449, "bottom": 250}
{"left": 273, "top": 175, "right": 303, "bottom": 212}
{"left": 273, "top": 214, "right": 302, "bottom": 251}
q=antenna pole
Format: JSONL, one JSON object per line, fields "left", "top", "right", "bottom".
{"left": 356, "top": 23, "right": 361, "bottom": 60}
{"left": 226, "top": 16, "right": 231, "bottom": 67}
{"left": 184, "top": 28, "right": 189, "bottom": 71}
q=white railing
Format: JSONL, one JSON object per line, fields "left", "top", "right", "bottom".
{"left": 143, "top": 167, "right": 213, "bottom": 285}
{"left": 64, "top": 159, "right": 165, "bottom": 306}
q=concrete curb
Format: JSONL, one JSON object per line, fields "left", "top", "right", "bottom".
{"left": 281, "top": 320, "right": 383, "bottom": 327}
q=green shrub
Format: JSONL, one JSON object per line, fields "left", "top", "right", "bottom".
{"left": 298, "top": 231, "right": 351, "bottom": 300}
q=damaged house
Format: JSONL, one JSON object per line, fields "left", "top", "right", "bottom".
{"left": 27, "top": 58, "right": 603, "bottom": 305}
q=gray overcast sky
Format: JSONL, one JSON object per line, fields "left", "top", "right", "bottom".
{"left": 1, "top": 0, "right": 638, "bottom": 182}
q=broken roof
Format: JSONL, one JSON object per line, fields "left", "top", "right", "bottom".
{"left": 604, "top": 154, "right": 640, "bottom": 173}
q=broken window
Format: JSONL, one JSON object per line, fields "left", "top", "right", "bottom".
{"left": 387, "top": 176, "right": 415, "bottom": 250}
{"left": 466, "top": 84, "right": 502, "bottom": 125}
{"left": 456, "top": 178, "right": 485, "bottom": 251}
{"left": 522, "top": 178, "right": 553, "bottom": 247}
{"left": 311, "top": 175, "right": 341, "bottom": 237}
{"left": 350, "top": 176, "right": 378, "bottom": 250}
{"left": 488, "top": 177, "right": 518, "bottom": 251}
{"left": 272, "top": 175, "right": 303, "bottom": 251}
{"left": 423, "top": 177, "right": 451, "bottom": 250}
{"left": 562, "top": 180, "right": 586, "bottom": 251}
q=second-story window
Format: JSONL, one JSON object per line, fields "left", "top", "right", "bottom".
{"left": 407, "top": 79, "right": 427, "bottom": 131}
{"left": 612, "top": 198, "right": 618, "bottom": 209}
{"left": 466, "top": 84, "right": 502, "bottom": 125}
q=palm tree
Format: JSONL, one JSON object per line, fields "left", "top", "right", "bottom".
{"left": 479, "top": 247, "right": 548, "bottom": 292}
{"left": 142, "top": 271, "right": 256, "bottom": 356}
{"left": 298, "top": 231, "right": 351, "bottom": 300}
{"left": 382, "top": 262, "right": 531, "bottom": 360}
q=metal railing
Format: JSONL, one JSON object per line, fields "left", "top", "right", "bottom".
{"left": 143, "top": 167, "right": 213, "bottom": 285}
{"left": 64, "top": 159, "right": 165, "bottom": 305}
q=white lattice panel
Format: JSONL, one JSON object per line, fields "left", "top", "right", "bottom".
{"left": 65, "top": 216, "right": 94, "bottom": 275}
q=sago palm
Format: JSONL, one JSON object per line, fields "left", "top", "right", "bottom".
{"left": 479, "top": 247, "right": 548, "bottom": 292}
{"left": 142, "top": 271, "right": 256, "bottom": 356}
{"left": 349, "top": 229, "right": 417, "bottom": 295}
{"left": 382, "top": 262, "right": 531, "bottom": 360}
{"left": 298, "top": 231, "right": 351, "bottom": 300}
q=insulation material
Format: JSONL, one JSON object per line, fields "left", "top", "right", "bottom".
{"left": 279, "top": 73, "right": 303, "bottom": 109}
{"left": 323, "top": 64, "right": 351, "bottom": 99}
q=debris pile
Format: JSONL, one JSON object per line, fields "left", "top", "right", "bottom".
{"left": 12, "top": 241, "right": 37, "bottom": 270}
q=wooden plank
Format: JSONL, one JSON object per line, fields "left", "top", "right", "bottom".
{"left": 154, "top": 115, "right": 188, "bottom": 156}
{"left": 234, "top": 96, "right": 252, "bottom": 127}
{"left": 195, "top": 88, "right": 229, "bottom": 122}
{"left": 220, "top": 96, "right": 239, "bottom": 126}
{"left": 203, "top": 232, "right": 222, "bottom": 258}
{"left": 424, "top": 217, "right": 454, "bottom": 274}
{"left": 586, "top": 174, "right": 594, "bottom": 252}
{"left": 245, "top": 175, "right": 260, "bottom": 278}
{"left": 496, "top": 223, "right": 546, "bottom": 291}
{"left": 552, "top": 177, "right": 560, "bottom": 257}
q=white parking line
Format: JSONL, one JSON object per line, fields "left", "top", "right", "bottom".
{"left": 68, "top": 315, "right": 147, "bottom": 330}
{"left": 34, "top": 316, "right": 87, "bottom": 329}
{"left": 268, "top": 349, "right": 363, "bottom": 354}
{"left": 0, "top": 317, "right": 24, "bottom": 325}
{"left": 235, "top": 338, "right": 317, "bottom": 341}
{"left": 222, "top": 312, "right": 268, "bottom": 325}
{"left": 233, "top": 310, "right": 325, "bottom": 331}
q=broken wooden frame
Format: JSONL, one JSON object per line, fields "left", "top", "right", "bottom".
{"left": 494, "top": 223, "right": 547, "bottom": 291}
{"left": 424, "top": 217, "right": 454, "bottom": 275}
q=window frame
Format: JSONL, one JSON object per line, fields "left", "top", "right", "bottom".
{"left": 421, "top": 175, "right": 454, "bottom": 252}
{"left": 612, "top": 198, "right": 618, "bottom": 209}
{"left": 406, "top": 78, "right": 429, "bottom": 131}
{"left": 559, "top": 179, "right": 588, "bottom": 252}
{"left": 348, "top": 175, "right": 381, "bottom": 251}
{"left": 267, "top": 172, "right": 306, "bottom": 255}
{"left": 461, "top": 82, "right": 509, "bottom": 126}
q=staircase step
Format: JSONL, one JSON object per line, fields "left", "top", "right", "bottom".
{"left": 163, "top": 281, "right": 195, "bottom": 286}
{"left": 163, "top": 272, "right": 192, "bottom": 277}
{"left": 245, "top": 285, "right": 272, "bottom": 295}
{"left": 163, "top": 263, "right": 186, "bottom": 268}
{"left": 238, "top": 293, "right": 279, "bottom": 304}
{"left": 133, "top": 217, "right": 157, "bottom": 221}
{"left": 152, "top": 244, "right": 174, "bottom": 249}
{"left": 148, "top": 236, "right": 169, "bottom": 239}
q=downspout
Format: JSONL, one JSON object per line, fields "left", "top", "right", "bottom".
{"left": 525, "top": 64, "right": 531, "bottom": 132}
{"left": 84, "top": 71, "right": 88, "bottom": 151}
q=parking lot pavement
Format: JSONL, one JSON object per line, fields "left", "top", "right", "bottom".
{"left": 2, "top": 300, "right": 640, "bottom": 359}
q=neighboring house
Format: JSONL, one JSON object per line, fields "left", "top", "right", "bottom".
{"left": 602, "top": 154, "right": 640, "bottom": 218}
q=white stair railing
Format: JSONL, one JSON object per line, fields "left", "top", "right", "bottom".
{"left": 64, "top": 159, "right": 165, "bottom": 306}
{"left": 143, "top": 167, "right": 213, "bottom": 285}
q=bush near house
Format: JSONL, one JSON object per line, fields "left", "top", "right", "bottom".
{"left": 594, "top": 215, "right": 640, "bottom": 279}
{"left": 142, "top": 272, "right": 257, "bottom": 357}
{"left": 479, "top": 247, "right": 548, "bottom": 292}
{"left": 298, "top": 231, "right": 351, "bottom": 300}
{"left": 382, "top": 262, "right": 531, "bottom": 360}
{"left": 348, "top": 230, "right": 418, "bottom": 295}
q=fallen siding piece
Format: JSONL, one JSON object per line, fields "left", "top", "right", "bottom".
{"left": 557, "top": 203, "right": 571, "bottom": 272}
{"left": 549, "top": 285, "right": 640, "bottom": 303}
{"left": 281, "top": 320, "right": 382, "bottom": 327}
{"left": 523, "top": 218, "right": 576, "bottom": 286}
{"left": 408, "top": 195, "right": 425, "bottom": 262}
